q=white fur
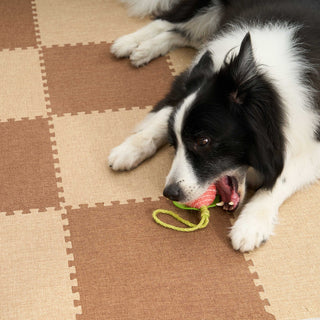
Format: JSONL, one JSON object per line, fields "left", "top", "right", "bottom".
{"left": 207, "top": 23, "right": 319, "bottom": 148}
{"left": 108, "top": 107, "right": 172, "bottom": 170}
{"left": 110, "top": 6, "right": 320, "bottom": 251}
{"left": 173, "top": 92, "right": 197, "bottom": 138}
{"left": 130, "top": 31, "right": 188, "bottom": 67}
{"left": 111, "top": 20, "right": 173, "bottom": 57}
{"left": 202, "top": 23, "right": 320, "bottom": 250}
{"left": 165, "top": 92, "right": 211, "bottom": 201}
{"left": 231, "top": 143, "right": 320, "bottom": 252}
{"left": 120, "top": 0, "right": 179, "bottom": 17}
{"left": 111, "top": 20, "right": 188, "bottom": 67}
{"left": 113, "top": 3, "right": 222, "bottom": 66}
{"left": 178, "top": 2, "right": 223, "bottom": 42}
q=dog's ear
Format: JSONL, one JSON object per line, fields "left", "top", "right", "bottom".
{"left": 228, "top": 33, "right": 258, "bottom": 105}
{"left": 186, "top": 51, "right": 214, "bottom": 90}
{"left": 247, "top": 120, "right": 285, "bottom": 189}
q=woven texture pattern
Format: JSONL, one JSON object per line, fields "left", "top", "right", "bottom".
{"left": 0, "top": 1, "right": 319, "bottom": 319}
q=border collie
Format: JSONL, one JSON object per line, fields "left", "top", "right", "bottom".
{"left": 108, "top": 0, "right": 320, "bottom": 251}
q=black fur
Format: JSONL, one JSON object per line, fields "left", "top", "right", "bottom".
{"left": 111, "top": 0, "right": 320, "bottom": 248}
{"left": 156, "top": 0, "right": 212, "bottom": 23}
{"left": 167, "top": 34, "right": 284, "bottom": 189}
{"left": 153, "top": 51, "right": 214, "bottom": 113}
{"left": 153, "top": 0, "right": 320, "bottom": 190}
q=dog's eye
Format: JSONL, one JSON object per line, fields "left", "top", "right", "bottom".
{"left": 196, "top": 136, "right": 210, "bottom": 147}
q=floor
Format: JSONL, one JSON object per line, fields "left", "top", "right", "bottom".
{"left": 0, "top": 1, "right": 319, "bottom": 319}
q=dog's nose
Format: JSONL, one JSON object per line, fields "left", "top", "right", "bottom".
{"left": 163, "top": 184, "right": 183, "bottom": 201}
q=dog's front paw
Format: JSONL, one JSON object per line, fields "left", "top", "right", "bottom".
{"left": 108, "top": 133, "right": 156, "bottom": 171}
{"left": 229, "top": 206, "right": 276, "bottom": 252}
{"left": 130, "top": 42, "right": 159, "bottom": 67}
{"left": 111, "top": 34, "right": 139, "bottom": 58}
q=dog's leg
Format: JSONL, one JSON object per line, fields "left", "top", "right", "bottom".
{"left": 109, "top": 69, "right": 191, "bottom": 171}
{"left": 108, "top": 107, "right": 172, "bottom": 171}
{"left": 119, "top": 0, "right": 178, "bottom": 18}
{"left": 111, "top": 20, "right": 183, "bottom": 61}
{"left": 230, "top": 143, "right": 320, "bottom": 252}
{"left": 129, "top": 30, "right": 189, "bottom": 67}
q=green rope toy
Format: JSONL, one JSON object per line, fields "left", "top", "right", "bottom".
{"left": 152, "top": 196, "right": 220, "bottom": 232}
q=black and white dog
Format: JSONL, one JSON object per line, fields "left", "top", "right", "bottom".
{"left": 108, "top": 0, "right": 320, "bottom": 251}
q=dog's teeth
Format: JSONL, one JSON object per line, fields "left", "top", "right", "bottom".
{"left": 228, "top": 201, "right": 234, "bottom": 206}
{"left": 216, "top": 201, "right": 224, "bottom": 206}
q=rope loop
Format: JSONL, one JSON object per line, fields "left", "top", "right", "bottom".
{"left": 152, "top": 206, "right": 210, "bottom": 232}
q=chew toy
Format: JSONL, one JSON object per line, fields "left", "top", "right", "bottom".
{"left": 152, "top": 184, "right": 220, "bottom": 232}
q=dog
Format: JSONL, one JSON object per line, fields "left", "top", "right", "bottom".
{"left": 108, "top": 0, "right": 320, "bottom": 252}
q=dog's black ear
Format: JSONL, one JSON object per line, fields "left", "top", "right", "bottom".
{"left": 186, "top": 51, "right": 214, "bottom": 90}
{"left": 228, "top": 33, "right": 258, "bottom": 105}
{"left": 247, "top": 122, "right": 285, "bottom": 189}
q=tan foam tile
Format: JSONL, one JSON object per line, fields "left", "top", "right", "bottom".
{"left": 52, "top": 108, "right": 174, "bottom": 207}
{"left": 67, "top": 200, "right": 274, "bottom": 320}
{"left": 0, "top": 48, "right": 47, "bottom": 122}
{"left": 167, "top": 47, "right": 197, "bottom": 76}
{"left": 0, "top": 209, "right": 80, "bottom": 320}
{"left": 35, "top": 0, "right": 149, "bottom": 46}
{"left": 246, "top": 182, "right": 320, "bottom": 320}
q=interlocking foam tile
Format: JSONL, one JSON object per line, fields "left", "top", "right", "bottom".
{"left": 52, "top": 109, "right": 173, "bottom": 207}
{"left": 0, "top": 208, "right": 80, "bottom": 320}
{"left": 245, "top": 182, "right": 320, "bottom": 320}
{"left": 0, "top": 48, "right": 48, "bottom": 122}
{"left": 0, "top": 118, "right": 61, "bottom": 214}
{"left": 42, "top": 42, "right": 173, "bottom": 116}
{"left": 35, "top": 0, "right": 149, "bottom": 46}
{"left": 167, "top": 47, "right": 197, "bottom": 76}
{"left": 0, "top": 0, "right": 37, "bottom": 50}
{"left": 66, "top": 199, "right": 274, "bottom": 320}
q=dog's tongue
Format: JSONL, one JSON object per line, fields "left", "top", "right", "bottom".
{"left": 185, "top": 183, "right": 217, "bottom": 209}
{"left": 215, "top": 176, "right": 239, "bottom": 205}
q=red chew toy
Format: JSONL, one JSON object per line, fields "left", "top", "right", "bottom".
{"left": 185, "top": 183, "right": 217, "bottom": 209}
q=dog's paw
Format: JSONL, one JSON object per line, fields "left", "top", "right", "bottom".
{"left": 111, "top": 34, "right": 139, "bottom": 58}
{"left": 229, "top": 206, "right": 276, "bottom": 252}
{"left": 108, "top": 133, "right": 156, "bottom": 171}
{"left": 130, "top": 42, "right": 160, "bottom": 67}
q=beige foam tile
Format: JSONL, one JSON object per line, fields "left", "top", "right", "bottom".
{"left": 52, "top": 108, "right": 174, "bottom": 207}
{"left": 0, "top": 208, "right": 80, "bottom": 320}
{"left": 0, "top": 48, "right": 47, "bottom": 122}
{"left": 167, "top": 47, "right": 197, "bottom": 76}
{"left": 35, "top": 0, "right": 149, "bottom": 47}
{"left": 246, "top": 182, "right": 320, "bottom": 320}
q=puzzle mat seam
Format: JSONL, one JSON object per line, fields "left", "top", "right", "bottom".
{"left": 0, "top": 106, "right": 152, "bottom": 123}
{"left": 31, "top": 0, "right": 82, "bottom": 316}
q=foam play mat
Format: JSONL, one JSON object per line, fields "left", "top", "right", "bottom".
{"left": 0, "top": 1, "right": 319, "bottom": 319}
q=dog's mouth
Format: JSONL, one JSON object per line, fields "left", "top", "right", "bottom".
{"left": 184, "top": 175, "right": 240, "bottom": 212}
{"left": 215, "top": 175, "right": 240, "bottom": 211}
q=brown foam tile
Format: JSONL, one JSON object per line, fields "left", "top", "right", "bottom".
{"left": 52, "top": 108, "right": 173, "bottom": 207}
{"left": 0, "top": 118, "right": 61, "bottom": 214}
{"left": 245, "top": 182, "right": 320, "bottom": 320}
{"left": 0, "top": 48, "right": 48, "bottom": 122}
{"left": 0, "top": 0, "right": 37, "bottom": 50}
{"left": 66, "top": 199, "right": 275, "bottom": 320}
{"left": 167, "top": 47, "right": 197, "bottom": 76}
{"left": 35, "top": 0, "right": 149, "bottom": 47}
{"left": 42, "top": 42, "right": 173, "bottom": 116}
{"left": 0, "top": 208, "right": 81, "bottom": 319}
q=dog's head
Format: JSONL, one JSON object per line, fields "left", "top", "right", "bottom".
{"left": 163, "top": 33, "right": 285, "bottom": 211}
